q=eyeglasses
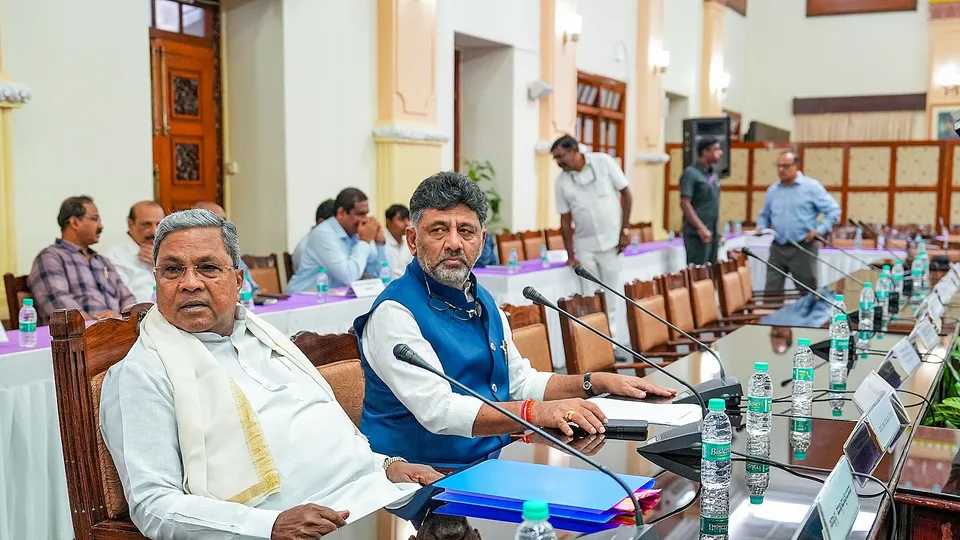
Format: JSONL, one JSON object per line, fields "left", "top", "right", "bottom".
{"left": 154, "top": 263, "right": 237, "bottom": 281}
{"left": 425, "top": 278, "right": 481, "bottom": 321}
{"left": 81, "top": 215, "right": 102, "bottom": 223}
{"left": 776, "top": 163, "right": 797, "bottom": 169}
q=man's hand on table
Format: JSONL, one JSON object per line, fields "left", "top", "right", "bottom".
{"left": 385, "top": 461, "right": 444, "bottom": 485}
{"left": 530, "top": 398, "right": 607, "bottom": 436}
{"left": 590, "top": 372, "right": 677, "bottom": 400}
{"left": 271, "top": 504, "right": 349, "bottom": 539}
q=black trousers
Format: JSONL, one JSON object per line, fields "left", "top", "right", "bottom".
{"left": 765, "top": 240, "right": 819, "bottom": 294}
{"left": 683, "top": 229, "right": 719, "bottom": 266}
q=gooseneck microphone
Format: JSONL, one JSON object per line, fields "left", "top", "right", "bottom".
{"left": 787, "top": 239, "right": 865, "bottom": 286}
{"left": 521, "top": 286, "right": 709, "bottom": 412}
{"left": 393, "top": 344, "right": 647, "bottom": 531}
{"left": 572, "top": 265, "right": 743, "bottom": 405}
{"left": 741, "top": 248, "right": 837, "bottom": 306}
{"left": 814, "top": 233, "right": 884, "bottom": 271}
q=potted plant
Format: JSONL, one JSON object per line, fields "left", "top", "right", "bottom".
{"left": 463, "top": 159, "right": 505, "bottom": 232}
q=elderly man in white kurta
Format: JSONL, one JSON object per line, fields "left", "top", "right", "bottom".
{"left": 99, "top": 209, "right": 440, "bottom": 540}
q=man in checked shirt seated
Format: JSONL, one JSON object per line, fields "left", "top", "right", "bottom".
{"left": 27, "top": 195, "right": 135, "bottom": 324}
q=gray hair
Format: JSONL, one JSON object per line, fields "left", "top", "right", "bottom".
{"left": 153, "top": 209, "right": 241, "bottom": 267}
{"left": 409, "top": 171, "right": 488, "bottom": 227}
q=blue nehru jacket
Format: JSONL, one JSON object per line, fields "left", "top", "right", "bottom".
{"left": 353, "top": 260, "right": 510, "bottom": 467}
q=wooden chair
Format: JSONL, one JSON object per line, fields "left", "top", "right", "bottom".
{"left": 833, "top": 238, "right": 876, "bottom": 249}
{"left": 740, "top": 220, "right": 757, "bottom": 232}
{"left": 520, "top": 230, "right": 546, "bottom": 260}
{"left": 502, "top": 303, "right": 553, "bottom": 373}
{"left": 656, "top": 271, "right": 728, "bottom": 339}
{"left": 557, "top": 292, "right": 647, "bottom": 376}
{"left": 496, "top": 233, "right": 525, "bottom": 264}
{"left": 728, "top": 250, "right": 802, "bottom": 302}
{"left": 3, "top": 273, "right": 30, "bottom": 330}
{"left": 638, "top": 222, "right": 654, "bottom": 243}
{"left": 282, "top": 251, "right": 295, "bottom": 283}
{"left": 51, "top": 303, "right": 154, "bottom": 540}
{"left": 684, "top": 264, "right": 758, "bottom": 329}
{"left": 623, "top": 279, "right": 692, "bottom": 368}
{"left": 715, "top": 260, "right": 781, "bottom": 317}
{"left": 241, "top": 253, "right": 282, "bottom": 295}
{"left": 544, "top": 229, "right": 565, "bottom": 251}
{"left": 291, "top": 331, "right": 365, "bottom": 427}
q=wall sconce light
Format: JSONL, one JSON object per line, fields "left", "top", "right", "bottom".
{"left": 935, "top": 65, "right": 960, "bottom": 96}
{"left": 711, "top": 71, "right": 731, "bottom": 95}
{"left": 0, "top": 81, "right": 32, "bottom": 108}
{"left": 562, "top": 14, "right": 582, "bottom": 45}
{"left": 651, "top": 49, "right": 671, "bottom": 73}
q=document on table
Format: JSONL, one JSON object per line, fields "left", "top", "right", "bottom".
{"left": 587, "top": 397, "right": 703, "bottom": 426}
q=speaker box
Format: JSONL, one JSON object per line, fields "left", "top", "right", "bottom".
{"left": 682, "top": 117, "right": 732, "bottom": 178}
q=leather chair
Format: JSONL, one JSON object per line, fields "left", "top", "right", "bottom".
{"left": 502, "top": 303, "right": 553, "bottom": 373}
{"left": 291, "top": 331, "right": 365, "bottom": 427}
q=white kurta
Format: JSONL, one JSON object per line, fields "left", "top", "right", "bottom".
{"left": 384, "top": 232, "right": 413, "bottom": 279}
{"left": 103, "top": 234, "right": 156, "bottom": 303}
{"left": 99, "top": 312, "right": 414, "bottom": 540}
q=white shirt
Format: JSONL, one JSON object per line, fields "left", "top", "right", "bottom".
{"left": 361, "top": 299, "right": 554, "bottom": 437}
{"left": 100, "top": 311, "right": 414, "bottom": 540}
{"left": 554, "top": 152, "right": 630, "bottom": 253}
{"left": 103, "top": 234, "right": 156, "bottom": 302}
{"left": 384, "top": 232, "right": 413, "bottom": 278}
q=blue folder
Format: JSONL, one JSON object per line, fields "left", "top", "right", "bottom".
{"left": 433, "top": 490, "right": 621, "bottom": 523}
{"left": 433, "top": 502, "right": 629, "bottom": 534}
{"left": 434, "top": 460, "right": 655, "bottom": 516}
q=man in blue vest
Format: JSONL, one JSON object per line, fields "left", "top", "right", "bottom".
{"left": 354, "top": 171, "right": 675, "bottom": 468}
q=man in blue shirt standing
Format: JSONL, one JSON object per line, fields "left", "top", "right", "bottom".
{"left": 286, "top": 188, "right": 389, "bottom": 291}
{"left": 755, "top": 150, "right": 841, "bottom": 293}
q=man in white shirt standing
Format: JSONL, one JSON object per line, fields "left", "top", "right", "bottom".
{"left": 384, "top": 204, "right": 413, "bottom": 278}
{"left": 99, "top": 209, "right": 440, "bottom": 540}
{"left": 551, "top": 135, "right": 633, "bottom": 341}
{"left": 103, "top": 201, "right": 165, "bottom": 302}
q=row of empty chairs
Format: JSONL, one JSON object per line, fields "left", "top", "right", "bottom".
{"left": 495, "top": 222, "right": 655, "bottom": 263}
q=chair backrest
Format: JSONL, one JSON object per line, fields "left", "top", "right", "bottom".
{"left": 3, "top": 273, "right": 30, "bottom": 330}
{"left": 623, "top": 279, "right": 670, "bottom": 352}
{"left": 657, "top": 272, "right": 696, "bottom": 337}
{"left": 241, "top": 254, "right": 282, "bottom": 294}
{"left": 290, "top": 331, "right": 364, "bottom": 427}
{"left": 502, "top": 303, "right": 553, "bottom": 373}
{"left": 638, "top": 222, "right": 654, "bottom": 243}
{"left": 282, "top": 251, "right": 295, "bottom": 283}
{"left": 51, "top": 303, "right": 155, "bottom": 539}
{"left": 544, "top": 228, "right": 565, "bottom": 251}
{"left": 556, "top": 292, "right": 614, "bottom": 374}
{"left": 519, "top": 230, "right": 546, "bottom": 260}
{"left": 716, "top": 260, "right": 746, "bottom": 316}
{"left": 496, "top": 233, "right": 525, "bottom": 264}
{"left": 685, "top": 265, "right": 720, "bottom": 327}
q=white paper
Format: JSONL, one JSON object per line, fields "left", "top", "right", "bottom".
{"left": 349, "top": 278, "right": 386, "bottom": 298}
{"left": 0, "top": 329, "right": 8, "bottom": 343}
{"left": 890, "top": 337, "right": 922, "bottom": 376}
{"left": 853, "top": 371, "right": 895, "bottom": 413}
{"left": 866, "top": 392, "right": 901, "bottom": 452}
{"left": 587, "top": 397, "right": 703, "bottom": 426}
{"left": 915, "top": 318, "right": 940, "bottom": 350}
{"left": 546, "top": 250, "right": 568, "bottom": 263}
{"left": 929, "top": 293, "right": 944, "bottom": 318}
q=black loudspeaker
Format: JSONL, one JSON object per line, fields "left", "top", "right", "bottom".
{"left": 682, "top": 117, "right": 732, "bottom": 178}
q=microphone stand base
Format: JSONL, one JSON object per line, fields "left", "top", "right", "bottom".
{"left": 672, "top": 377, "right": 743, "bottom": 407}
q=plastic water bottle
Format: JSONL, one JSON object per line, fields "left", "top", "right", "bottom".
{"left": 150, "top": 285, "right": 157, "bottom": 303}
{"left": 829, "top": 314, "right": 850, "bottom": 415}
{"left": 508, "top": 248, "right": 519, "bottom": 274}
{"left": 876, "top": 271, "right": 891, "bottom": 334}
{"left": 747, "top": 362, "right": 772, "bottom": 435}
{"left": 515, "top": 500, "right": 557, "bottom": 540}
{"left": 745, "top": 432, "right": 770, "bottom": 505}
{"left": 734, "top": 221, "right": 743, "bottom": 236}
{"left": 892, "top": 260, "right": 905, "bottom": 292}
{"left": 919, "top": 250, "right": 930, "bottom": 294}
{"left": 831, "top": 293, "right": 846, "bottom": 322}
{"left": 792, "top": 338, "right": 814, "bottom": 406}
{"left": 700, "top": 398, "right": 731, "bottom": 538}
{"left": 857, "top": 283, "right": 874, "bottom": 350}
{"left": 790, "top": 397, "right": 812, "bottom": 461}
{"left": 379, "top": 261, "right": 391, "bottom": 285}
{"left": 722, "top": 222, "right": 731, "bottom": 238}
{"left": 668, "top": 230, "right": 676, "bottom": 242}
{"left": 944, "top": 224, "right": 951, "bottom": 249}
{"left": 540, "top": 244, "right": 549, "bottom": 268}
{"left": 910, "top": 258, "right": 923, "bottom": 304}
{"left": 18, "top": 298, "right": 38, "bottom": 348}
{"left": 631, "top": 233, "right": 640, "bottom": 249}
{"left": 878, "top": 231, "right": 886, "bottom": 250}
{"left": 854, "top": 227, "right": 863, "bottom": 249}
{"left": 240, "top": 278, "right": 254, "bottom": 309}
{"left": 316, "top": 267, "right": 329, "bottom": 304}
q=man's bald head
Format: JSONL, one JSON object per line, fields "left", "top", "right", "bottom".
{"left": 193, "top": 201, "right": 226, "bottom": 219}
{"left": 127, "top": 200, "right": 165, "bottom": 244}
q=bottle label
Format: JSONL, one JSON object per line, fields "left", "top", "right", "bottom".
{"left": 860, "top": 301, "right": 873, "bottom": 310}
{"left": 702, "top": 441, "right": 731, "bottom": 462}
{"left": 747, "top": 396, "right": 771, "bottom": 413}
{"left": 793, "top": 367, "right": 814, "bottom": 382}
{"left": 877, "top": 291, "right": 888, "bottom": 299}
{"left": 830, "top": 382, "right": 847, "bottom": 392}
{"left": 240, "top": 292, "right": 253, "bottom": 301}
{"left": 700, "top": 517, "right": 729, "bottom": 535}
{"left": 746, "top": 460, "right": 770, "bottom": 474}
{"left": 830, "top": 338, "right": 849, "bottom": 351}
{"left": 317, "top": 284, "right": 328, "bottom": 294}
{"left": 791, "top": 418, "right": 812, "bottom": 432}
{"left": 19, "top": 322, "right": 36, "bottom": 333}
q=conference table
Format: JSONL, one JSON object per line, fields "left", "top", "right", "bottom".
{"left": 0, "top": 237, "right": 914, "bottom": 540}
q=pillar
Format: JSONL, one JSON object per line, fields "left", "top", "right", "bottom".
{"left": 633, "top": 0, "right": 668, "bottom": 235}
{"left": 374, "top": 0, "right": 446, "bottom": 217}
{"left": 535, "top": 0, "right": 578, "bottom": 229}
{"left": 927, "top": 0, "right": 960, "bottom": 136}
{"left": 699, "top": 0, "right": 726, "bottom": 117}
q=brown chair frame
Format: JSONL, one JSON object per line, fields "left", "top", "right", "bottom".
{"left": 502, "top": 303, "right": 554, "bottom": 372}
{"left": 241, "top": 253, "right": 283, "bottom": 295}
{"left": 623, "top": 279, "right": 691, "bottom": 367}
{"left": 519, "top": 230, "right": 546, "bottom": 260}
{"left": 557, "top": 292, "right": 647, "bottom": 375}
{"left": 282, "top": 251, "right": 295, "bottom": 283}
{"left": 3, "top": 272, "right": 29, "bottom": 331}
{"left": 291, "top": 330, "right": 364, "bottom": 426}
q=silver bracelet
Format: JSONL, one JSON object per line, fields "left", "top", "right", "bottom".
{"left": 382, "top": 456, "right": 408, "bottom": 471}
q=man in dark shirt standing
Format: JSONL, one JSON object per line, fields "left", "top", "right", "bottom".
{"left": 679, "top": 138, "right": 723, "bottom": 265}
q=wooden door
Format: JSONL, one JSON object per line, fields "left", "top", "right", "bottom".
{"left": 151, "top": 38, "right": 218, "bottom": 212}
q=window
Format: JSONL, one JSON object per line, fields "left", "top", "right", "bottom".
{"left": 149, "top": 0, "right": 212, "bottom": 41}
{"left": 576, "top": 72, "right": 626, "bottom": 170}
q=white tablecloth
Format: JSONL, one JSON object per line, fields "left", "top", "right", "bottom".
{"left": 0, "top": 296, "right": 374, "bottom": 540}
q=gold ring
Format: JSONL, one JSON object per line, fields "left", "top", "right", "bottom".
{"left": 564, "top": 410, "right": 577, "bottom": 422}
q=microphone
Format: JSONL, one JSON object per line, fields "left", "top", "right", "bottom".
{"left": 392, "top": 343, "right": 648, "bottom": 531}
{"left": 741, "top": 248, "right": 837, "bottom": 306}
{"left": 572, "top": 265, "right": 743, "bottom": 404}
{"left": 520, "top": 287, "right": 712, "bottom": 412}
{"left": 814, "top": 233, "right": 884, "bottom": 271}
{"left": 786, "top": 239, "right": 865, "bottom": 286}
{"left": 851, "top": 219, "right": 903, "bottom": 261}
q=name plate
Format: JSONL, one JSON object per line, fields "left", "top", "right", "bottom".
{"left": 817, "top": 456, "right": 860, "bottom": 540}
{"left": 888, "top": 337, "right": 922, "bottom": 376}
{"left": 914, "top": 317, "right": 940, "bottom": 350}
{"left": 349, "top": 279, "right": 386, "bottom": 298}
{"left": 929, "top": 293, "right": 945, "bottom": 318}
{"left": 866, "top": 392, "right": 901, "bottom": 452}
{"left": 853, "top": 371, "right": 895, "bottom": 413}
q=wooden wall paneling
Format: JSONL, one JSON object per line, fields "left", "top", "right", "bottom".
{"left": 806, "top": 0, "right": 917, "bottom": 17}
{"left": 793, "top": 93, "right": 926, "bottom": 115}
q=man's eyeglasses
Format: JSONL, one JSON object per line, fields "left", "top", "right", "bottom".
{"left": 154, "top": 263, "right": 237, "bottom": 281}
{"left": 776, "top": 163, "right": 797, "bottom": 169}
{"left": 81, "top": 215, "right": 102, "bottom": 223}
{"left": 425, "top": 279, "right": 481, "bottom": 321}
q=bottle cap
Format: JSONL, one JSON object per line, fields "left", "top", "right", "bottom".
{"left": 511, "top": 248, "right": 517, "bottom": 253}
{"left": 882, "top": 265, "right": 890, "bottom": 271}
{"left": 864, "top": 282, "right": 872, "bottom": 288}
{"left": 750, "top": 496, "right": 764, "bottom": 505}
{"left": 832, "top": 409, "right": 843, "bottom": 417}
{"left": 835, "top": 314, "right": 847, "bottom": 321}
{"left": 834, "top": 294, "right": 844, "bottom": 301}
{"left": 896, "top": 260, "right": 903, "bottom": 265}
{"left": 754, "top": 362, "right": 768, "bottom": 372}
{"left": 381, "top": 261, "right": 389, "bottom": 267}
{"left": 22, "top": 298, "right": 33, "bottom": 306}
{"left": 798, "top": 338, "right": 811, "bottom": 346}
{"left": 318, "top": 267, "right": 326, "bottom": 273}
{"left": 793, "top": 450, "right": 807, "bottom": 460}
{"left": 522, "top": 500, "right": 550, "bottom": 521}
{"left": 708, "top": 398, "right": 726, "bottom": 411}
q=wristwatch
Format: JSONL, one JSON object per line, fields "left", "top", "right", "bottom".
{"left": 383, "top": 456, "right": 408, "bottom": 471}
{"left": 583, "top": 372, "right": 597, "bottom": 396}
{"left": 621, "top": 228, "right": 631, "bottom": 237}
